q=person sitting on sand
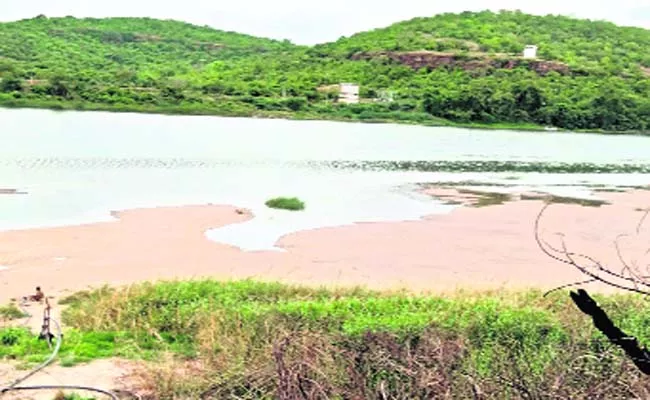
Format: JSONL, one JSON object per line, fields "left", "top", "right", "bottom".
{"left": 22, "top": 286, "right": 44, "bottom": 302}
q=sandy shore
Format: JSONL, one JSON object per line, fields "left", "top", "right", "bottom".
{"left": 1, "top": 190, "right": 650, "bottom": 303}
{"left": 0, "top": 359, "right": 132, "bottom": 400}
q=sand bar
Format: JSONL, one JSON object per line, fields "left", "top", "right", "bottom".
{"left": 1, "top": 190, "right": 650, "bottom": 303}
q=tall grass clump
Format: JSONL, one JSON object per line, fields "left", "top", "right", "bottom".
{"left": 265, "top": 197, "right": 305, "bottom": 211}
{"left": 3, "top": 280, "right": 650, "bottom": 398}
{"left": 0, "top": 303, "right": 26, "bottom": 321}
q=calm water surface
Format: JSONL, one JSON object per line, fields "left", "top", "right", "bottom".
{"left": 1, "top": 109, "right": 649, "bottom": 250}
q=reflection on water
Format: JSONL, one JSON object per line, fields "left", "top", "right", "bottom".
{"left": 1, "top": 109, "right": 649, "bottom": 251}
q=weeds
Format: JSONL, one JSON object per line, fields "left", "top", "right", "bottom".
{"left": 0, "top": 303, "right": 26, "bottom": 321}
{"left": 54, "top": 394, "right": 96, "bottom": 400}
{"left": 3, "top": 280, "right": 650, "bottom": 398}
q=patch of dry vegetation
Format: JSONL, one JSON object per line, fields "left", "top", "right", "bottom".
{"left": 21, "top": 281, "right": 642, "bottom": 398}
{"left": 3, "top": 281, "right": 650, "bottom": 398}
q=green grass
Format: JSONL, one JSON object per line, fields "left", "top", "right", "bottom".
{"left": 55, "top": 394, "right": 96, "bottom": 400}
{"left": 0, "top": 327, "right": 146, "bottom": 367}
{"left": 264, "top": 196, "right": 305, "bottom": 211}
{"left": 0, "top": 303, "right": 26, "bottom": 321}
{"left": 2, "top": 280, "right": 649, "bottom": 397}
{"left": 47, "top": 281, "right": 650, "bottom": 361}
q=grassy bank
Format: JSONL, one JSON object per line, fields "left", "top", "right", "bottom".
{"left": 1, "top": 280, "right": 649, "bottom": 398}
{"left": 3, "top": 99, "right": 632, "bottom": 136}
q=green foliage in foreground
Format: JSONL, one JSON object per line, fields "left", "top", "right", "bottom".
{"left": 2, "top": 280, "right": 650, "bottom": 397}
{"left": 57, "top": 395, "right": 95, "bottom": 400}
{"left": 1, "top": 11, "right": 649, "bottom": 132}
{"left": 265, "top": 197, "right": 305, "bottom": 211}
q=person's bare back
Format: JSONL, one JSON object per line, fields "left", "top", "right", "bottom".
{"left": 23, "top": 286, "right": 44, "bottom": 302}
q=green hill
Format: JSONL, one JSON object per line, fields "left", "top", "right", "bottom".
{"left": 1, "top": 11, "right": 649, "bottom": 132}
{"left": 0, "top": 15, "right": 295, "bottom": 62}
{"left": 318, "top": 11, "right": 650, "bottom": 76}
{"left": 0, "top": 16, "right": 296, "bottom": 87}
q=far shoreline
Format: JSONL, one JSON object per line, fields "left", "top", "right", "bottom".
{"left": 2, "top": 101, "right": 648, "bottom": 137}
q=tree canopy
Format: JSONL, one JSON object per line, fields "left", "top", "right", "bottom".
{"left": 1, "top": 11, "right": 649, "bottom": 132}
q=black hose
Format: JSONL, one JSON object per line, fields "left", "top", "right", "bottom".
{"left": 2, "top": 317, "right": 62, "bottom": 391}
{"left": 0, "top": 303, "right": 120, "bottom": 399}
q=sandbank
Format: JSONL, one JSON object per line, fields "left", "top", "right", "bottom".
{"left": 1, "top": 190, "right": 650, "bottom": 303}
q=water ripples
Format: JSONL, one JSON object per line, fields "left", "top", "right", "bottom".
{"left": 2, "top": 158, "right": 650, "bottom": 174}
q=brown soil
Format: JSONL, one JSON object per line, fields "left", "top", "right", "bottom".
{"left": 0, "top": 359, "right": 134, "bottom": 400}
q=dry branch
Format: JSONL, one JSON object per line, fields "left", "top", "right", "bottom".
{"left": 534, "top": 200, "right": 650, "bottom": 375}
{"left": 570, "top": 289, "right": 650, "bottom": 374}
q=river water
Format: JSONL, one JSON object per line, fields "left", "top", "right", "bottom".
{"left": 1, "top": 108, "right": 649, "bottom": 250}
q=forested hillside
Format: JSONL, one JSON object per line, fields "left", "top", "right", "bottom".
{"left": 1, "top": 11, "right": 649, "bottom": 132}
{"left": 0, "top": 16, "right": 296, "bottom": 96}
{"left": 317, "top": 11, "right": 650, "bottom": 75}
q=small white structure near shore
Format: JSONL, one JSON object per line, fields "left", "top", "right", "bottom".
{"left": 338, "top": 83, "right": 360, "bottom": 104}
{"left": 523, "top": 45, "right": 538, "bottom": 59}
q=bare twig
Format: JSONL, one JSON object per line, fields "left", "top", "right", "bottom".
{"left": 535, "top": 204, "right": 650, "bottom": 296}
{"left": 636, "top": 209, "right": 650, "bottom": 235}
{"left": 543, "top": 279, "right": 598, "bottom": 297}
{"left": 535, "top": 202, "right": 650, "bottom": 375}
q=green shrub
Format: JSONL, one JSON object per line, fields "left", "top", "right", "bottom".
{"left": 265, "top": 196, "right": 305, "bottom": 211}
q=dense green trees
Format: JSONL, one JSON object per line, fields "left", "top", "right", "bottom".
{"left": 0, "top": 11, "right": 648, "bottom": 132}
{"left": 319, "top": 10, "right": 650, "bottom": 75}
{"left": 0, "top": 73, "right": 22, "bottom": 92}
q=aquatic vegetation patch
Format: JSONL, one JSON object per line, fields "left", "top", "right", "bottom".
{"left": 520, "top": 193, "right": 608, "bottom": 207}
{"left": 325, "top": 160, "right": 650, "bottom": 173}
{"left": 456, "top": 189, "right": 512, "bottom": 207}
{"left": 425, "top": 186, "right": 609, "bottom": 209}
{"left": 265, "top": 197, "right": 305, "bottom": 211}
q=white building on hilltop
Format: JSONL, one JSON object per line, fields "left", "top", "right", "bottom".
{"left": 338, "top": 83, "right": 360, "bottom": 104}
{"left": 523, "top": 45, "right": 538, "bottom": 59}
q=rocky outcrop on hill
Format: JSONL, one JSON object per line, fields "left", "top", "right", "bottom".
{"left": 350, "top": 51, "right": 571, "bottom": 76}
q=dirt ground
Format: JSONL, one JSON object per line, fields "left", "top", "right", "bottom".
{"left": 0, "top": 359, "right": 135, "bottom": 400}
